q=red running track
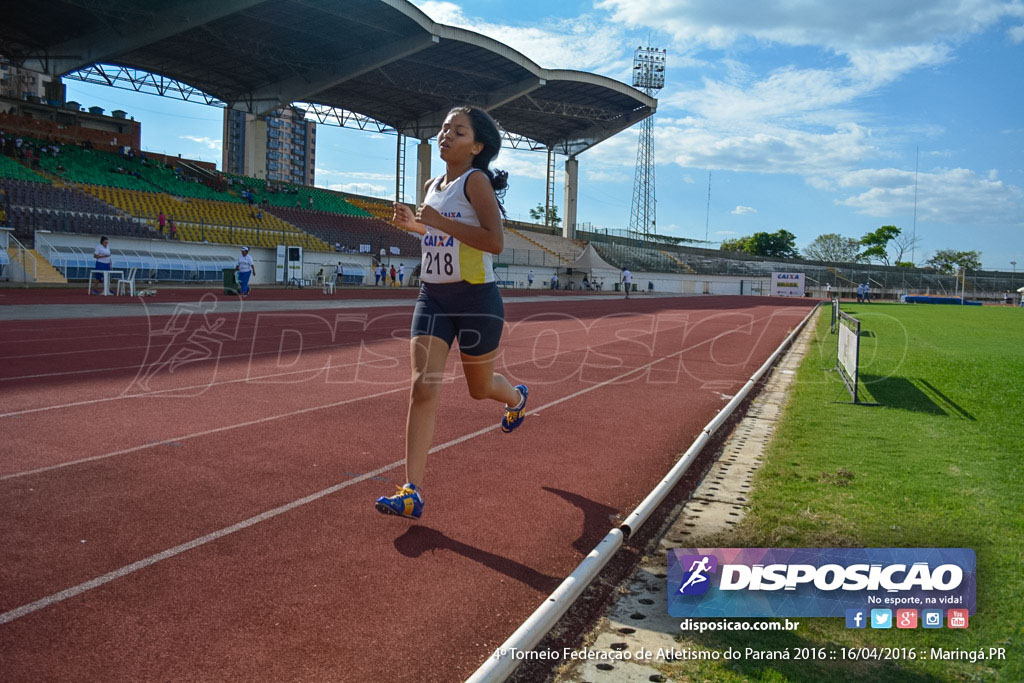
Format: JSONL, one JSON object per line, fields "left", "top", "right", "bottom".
{"left": 0, "top": 293, "right": 815, "bottom": 682}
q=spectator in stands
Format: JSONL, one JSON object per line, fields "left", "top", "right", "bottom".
{"left": 91, "top": 236, "right": 112, "bottom": 295}
{"left": 167, "top": 217, "right": 175, "bottom": 240}
{"left": 158, "top": 211, "right": 166, "bottom": 234}
{"left": 621, "top": 268, "right": 632, "bottom": 299}
{"left": 375, "top": 105, "right": 526, "bottom": 520}
{"left": 528, "top": 270, "right": 534, "bottom": 288}
{"left": 398, "top": 263, "right": 405, "bottom": 286}
{"left": 308, "top": 196, "right": 314, "bottom": 209}
{"left": 170, "top": 220, "right": 177, "bottom": 240}
{"left": 255, "top": 209, "right": 263, "bottom": 222}
{"left": 235, "top": 246, "right": 255, "bottom": 297}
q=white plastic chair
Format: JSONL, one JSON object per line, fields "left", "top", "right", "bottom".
{"left": 323, "top": 272, "right": 337, "bottom": 294}
{"left": 117, "top": 267, "right": 138, "bottom": 296}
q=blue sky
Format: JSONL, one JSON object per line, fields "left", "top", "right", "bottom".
{"left": 64, "top": 0, "right": 1024, "bottom": 271}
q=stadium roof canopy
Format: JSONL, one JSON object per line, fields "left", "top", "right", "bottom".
{"left": 0, "top": 0, "right": 656, "bottom": 156}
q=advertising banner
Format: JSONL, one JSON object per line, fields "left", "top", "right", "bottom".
{"left": 668, "top": 548, "right": 976, "bottom": 618}
{"left": 771, "top": 272, "right": 805, "bottom": 297}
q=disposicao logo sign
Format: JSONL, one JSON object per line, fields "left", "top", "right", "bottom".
{"left": 667, "top": 548, "right": 975, "bottom": 618}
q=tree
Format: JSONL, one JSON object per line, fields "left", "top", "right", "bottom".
{"left": 803, "top": 233, "right": 862, "bottom": 263}
{"left": 528, "top": 202, "right": 561, "bottom": 226}
{"left": 720, "top": 230, "right": 799, "bottom": 258}
{"left": 720, "top": 236, "right": 750, "bottom": 252}
{"left": 749, "top": 229, "right": 800, "bottom": 258}
{"left": 889, "top": 231, "right": 921, "bottom": 266}
{"left": 859, "top": 225, "right": 901, "bottom": 265}
{"left": 926, "top": 249, "right": 982, "bottom": 274}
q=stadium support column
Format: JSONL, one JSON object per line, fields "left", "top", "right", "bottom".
{"left": 563, "top": 155, "right": 578, "bottom": 240}
{"left": 416, "top": 139, "right": 432, "bottom": 206}
{"left": 246, "top": 116, "right": 269, "bottom": 182}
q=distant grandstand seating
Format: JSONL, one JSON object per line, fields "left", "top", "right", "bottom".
{"left": 0, "top": 154, "right": 51, "bottom": 184}
{"left": 0, "top": 178, "right": 144, "bottom": 241}
{"left": 344, "top": 195, "right": 392, "bottom": 220}
{"left": 76, "top": 185, "right": 328, "bottom": 251}
{"left": 227, "top": 175, "right": 370, "bottom": 215}
{"left": 267, "top": 206, "right": 420, "bottom": 258}
{"left": 33, "top": 142, "right": 159, "bottom": 192}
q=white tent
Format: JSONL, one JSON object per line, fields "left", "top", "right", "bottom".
{"left": 562, "top": 244, "right": 620, "bottom": 289}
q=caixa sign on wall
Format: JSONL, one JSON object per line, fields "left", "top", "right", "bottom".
{"left": 771, "top": 271, "right": 805, "bottom": 297}
{"left": 667, "top": 548, "right": 975, "bottom": 617}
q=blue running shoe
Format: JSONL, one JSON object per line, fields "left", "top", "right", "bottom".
{"left": 501, "top": 384, "right": 529, "bottom": 433}
{"left": 375, "top": 483, "right": 424, "bottom": 519}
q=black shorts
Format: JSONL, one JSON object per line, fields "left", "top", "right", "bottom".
{"left": 411, "top": 281, "right": 505, "bottom": 356}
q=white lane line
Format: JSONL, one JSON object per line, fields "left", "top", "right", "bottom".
{"left": 0, "top": 308, "right": 804, "bottom": 626}
{"left": 0, "top": 459, "right": 403, "bottom": 627}
{"left": 0, "top": 310, "right": 664, "bottom": 412}
{"left": 0, "top": 311, "right": 776, "bottom": 481}
{"left": 0, "top": 358, "right": 402, "bottom": 419}
{"left": 0, "top": 318, "right": 701, "bottom": 626}
{"left": 0, "top": 387, "right": 407, "bottom": 482}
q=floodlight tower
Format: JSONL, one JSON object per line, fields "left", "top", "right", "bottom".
{"left": 628, "top": 46, "right": 666, "bottom": 238}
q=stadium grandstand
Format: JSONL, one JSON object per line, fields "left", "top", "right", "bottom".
{"left": 1, "top": 0, "right": 1019, "bottom": 299}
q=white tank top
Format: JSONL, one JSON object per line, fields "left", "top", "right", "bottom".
{"left": 420, "top": 169, "right": 495, "bottom": 284}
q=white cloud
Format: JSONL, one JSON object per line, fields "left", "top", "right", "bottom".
{"left": 732, "top": 205, "right": 757, "bottom": 215}
{"left": 836, "top": 167, "right": 1024, "bottom": 225}
{"left": 414, "top": 1, "right": 628, "bottom": 73}
{"left": 656, "top": 120, "right": 874, "bottom": 175}
{"left": 585, "top": 169, "right": 631, "bottom": 183}
{"left": 494, "top": 150, "right": 548, "bottom": 180}
{"left": 328, "top": 182, "right": 390, "bottom": 198}
{"left": 1011, "top": 25, "right": 1024, "bottom": 42}
{"left": 597, "top": 0, "right": 1023, "bottom": 52}
{"left": 180, "top": 135, "right": 221, "bottom": 151}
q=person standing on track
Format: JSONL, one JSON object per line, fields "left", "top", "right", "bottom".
{"left": 91, "top": 235, "right": 112, "bottom": 295}
{"left": 235, "top": 246, "right": 255, "bottom": 297}
{"left": 621, "top": 267, "right": 632, "bottom": 299}
{"left": 375, "top": 106, "right": 528, "bottom": 520}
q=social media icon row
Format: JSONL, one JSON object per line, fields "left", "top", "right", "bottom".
{"left": 845, "top": 608, "right": 968, "bottom": 629}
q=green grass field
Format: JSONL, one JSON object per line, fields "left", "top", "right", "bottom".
{"left": 663, "top": 302, "right": 1024, "bottom": 682}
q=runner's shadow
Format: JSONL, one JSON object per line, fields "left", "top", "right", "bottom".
{"left": 543, "top": 487, "right": 619, "bottom": 555}
{"left": 394, "top": 526, "right": 561, "bottom": 593}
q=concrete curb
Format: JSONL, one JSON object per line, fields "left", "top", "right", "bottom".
{"left": 554, "top": 306, "right": 820, "bottom": 683}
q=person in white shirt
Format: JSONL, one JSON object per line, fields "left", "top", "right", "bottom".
{"left": 92, "top": 236, "right": 112, "bottom": 294}
{"left": 528, "top": 270, "right": 534, "bottom": 288}
{"left": 376, "top": 106, "right": 528, "bottom": 520}
{"left": 235, "top": 246, "right": 255, "bottom": 297}
{"left": 398, "top": 263, "right": 405, "bottom": 286}
{"left": 622, "top": 268, "right": 632, "bottom": 299}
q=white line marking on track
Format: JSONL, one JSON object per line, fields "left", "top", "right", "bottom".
{"left": 0, "top": 309, "right": 799, "bottom": 625}
{"left": 0, "top": 459, "right": 402, "bottom": 626}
